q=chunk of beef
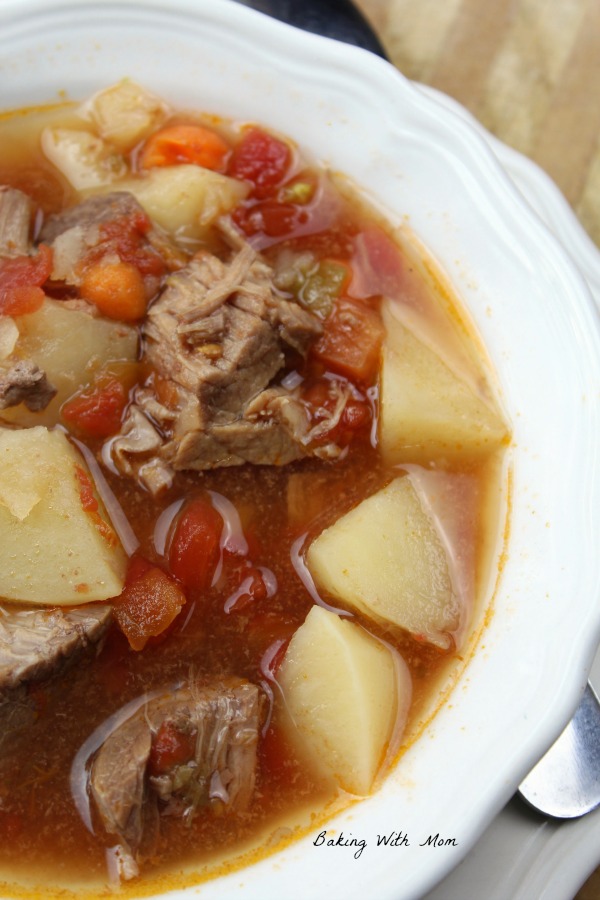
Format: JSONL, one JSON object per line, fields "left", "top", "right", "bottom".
{"left": 39, "top": 190, "right": 173, "bottom": 286}
{"left": 90, "top": 678, "right": 263, "bottom": 880}
{"left": 0, "top": 359, "right": 57, "bottom": 412}
{"left": 40, "top": 191, "right": 143, "bottom": 244}
{"left": 0, "top": 186, "right": 32, "bottom": 258}
{"left": 0, "top": 603, "right": 112, "bottom": 758}
{"left": 0, "top": 603, "right": 112, "bottom": 694}
{"left": 143, "top": 244, "right": 317, "bottom": 412}
{"left": 110, "top": 227, "right": 348, "bottom": 492}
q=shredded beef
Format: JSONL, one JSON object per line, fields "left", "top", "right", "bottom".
{"left": 90, "top": 678, "right": 263, "bottom": 880}
{"left": 0, "top": 603, "right": 112, "bottom": 694}
{"left": 110, "top": 223, "right": 348, "bottom": 492}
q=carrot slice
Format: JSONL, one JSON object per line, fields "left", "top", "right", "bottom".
{"left": 80, "top": 260, "right": 147, "bottom": 321}
{"left": 139, "top": 124, "right": 231, "bottom": 171}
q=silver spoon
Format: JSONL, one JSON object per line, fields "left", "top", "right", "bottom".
{"left": 518, "top": 682, "right": 600, "bottom": 818}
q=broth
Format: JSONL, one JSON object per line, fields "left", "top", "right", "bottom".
{"left": 0, "top": 83, "right": 509, "bottom": 895}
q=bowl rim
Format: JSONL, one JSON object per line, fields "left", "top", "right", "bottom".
{"left": 0, "top": 1, "right": 599, "bottom": 897}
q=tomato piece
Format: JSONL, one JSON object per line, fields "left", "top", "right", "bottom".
{"left": 62, "top": 374, "right": 129, "bottom": 437}
{"left": 168, "top": 497, "right": 224, "bottom": 593}
{"left": 303, "top": 379, "right": 371, "bottom": 445}
{"left": 148, "top": 721, "right": 197, "bottom": 776}
{"left": 0, "top": 244, "right": 53, "bottom": 316}
{"left": 139, "top": 124, "right": 231, "bottom": 172}
{"left": 233, "top": 199, "right": 308, "bottom": 239}
{"left": 113, "top": 563, "right": 187, "bottom": 651}
{"left": 84, "top": 212, "right": 165, "bottom": 279}
{"left": 311, "top": 297, "right": 384, "bottom": 385}
{"left": 228, "top": 127, "right": 291, "bottom": 198}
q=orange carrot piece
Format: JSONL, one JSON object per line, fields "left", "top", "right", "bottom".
{"left": 139, "top": 124, "right": 231, "bottom": 171}
{"left": 80, "top": 261, "right": 147, "bottom": 321}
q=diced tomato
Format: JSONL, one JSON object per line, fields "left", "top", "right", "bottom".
{"left": 113, "top": 563, "right": 187, "bottom": 651}
{"left": 84, "top": 211, "right": 165, "bottom": 280}
{"left": 228, "top": 127, "right": 292, "bottom": 198}
{"left": 341, "top": 398, "right": 371, "bottom": 431}
{"left": 301, "top": 378, "right": 371, "bottom": 446}
{"left": 148, "top": 721, "right": 197, "bottom": 776}
{"left": 311, "top": 296, "right": 384, "bottom": 385}
{"left": 61, "top": 374, "right": 129, "bottom": 438}
{"left": 139, "top": 124, "right": 231, "bottom": 172}
{"left": 0, "top": 244, "right": 53, "bottom": 316}
{"left": 233, "top": 199, "right": 308, "bottom": 239}
{"left": 168, "top": 496, "right": 224, "bottom": 594}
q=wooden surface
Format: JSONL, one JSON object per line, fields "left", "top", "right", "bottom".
{"left": 351, "top": 1, "right": 600, "bottom": 898}
{"left": 354, "top": 0, "right": 600, "bottom": 249}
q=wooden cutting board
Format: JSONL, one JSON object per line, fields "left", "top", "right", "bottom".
{"left": 353, "top": 1, "right": 600, "bottom": 898}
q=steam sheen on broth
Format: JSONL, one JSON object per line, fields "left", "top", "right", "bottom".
{"left": 0, "top": 81, "right": 509, "bottom": 894}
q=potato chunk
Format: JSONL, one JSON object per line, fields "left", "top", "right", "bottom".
{"left": 78, "top": 79, "right": 167, "bottom": 151}
{"left": 0, "top": 299, "right": 138, "bottom": 428}
{"left": 278, "top": 605, "right": 410, "bottom": 795}
{"left": 306, "top": 476, "right": 458, "bottom": 648}
{"left": 41, "top": 127, "right": 127, "bottom": 191}
{"left": 0, "top": 427, "right": 126, "bottom": 604}
{"left": 116, "top": 165, "right": 248, "bottom": 241}
{"left": 380, "top": 299, "right": 507, "bottom": 464}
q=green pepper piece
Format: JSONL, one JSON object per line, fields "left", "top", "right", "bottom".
{"left": 300, "top": 260, "right": 350, "bottom": 316}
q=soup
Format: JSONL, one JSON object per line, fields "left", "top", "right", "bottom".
{"left": 0, "top": 81, "right": 509, "bottom": 894}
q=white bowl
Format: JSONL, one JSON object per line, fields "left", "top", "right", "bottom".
{"left": 0, "top": 1, "right": 599, "bottom": 898}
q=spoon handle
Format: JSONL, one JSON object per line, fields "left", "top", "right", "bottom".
{"left": 518, "top": 682, "right": 600, "bottom": 818}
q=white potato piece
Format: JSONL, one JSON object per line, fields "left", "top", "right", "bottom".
{"left": 380, "top": 299, "right": 507, "bottom": 464}
{"left": 41, "top": 127, "right": 127, "bottom": 191}
{"left": 0, "top": 426, "right": 126, "bottom": 604}
{"left": 306, "top": 476, "right": 458, "bottom": 648}
{"left": 78, "top": 79, "right": 167, "bottom": 150}
{"left": 278, "top": 605, "right": 410, "bottom": 795}
{"left": 0, "top": 299, "right": 138, "bottom": 428}
{"left": 116, "top": 165, "right": 248, "bottom": 241}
